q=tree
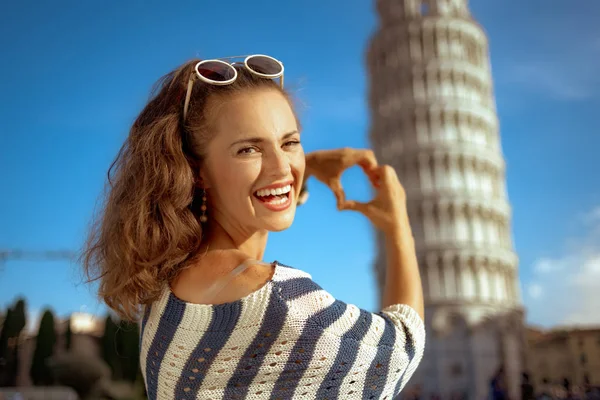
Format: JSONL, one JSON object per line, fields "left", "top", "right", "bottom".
{"left": 8, "top": 299, "right": 26, "bottom": 386}
{"left": 0, "top": 308, "right": 13, "bottom": 360}
{"left": 11, "top": 300, "right": 26, "bottom": 338}
{"left": 30, "top": 309, "right": 57, "bottom": 385}
{"left": 0, "top": 307, "right": 14, "bottom": 387}
{"left": 101, "top": 315, "right": 117, "bottom": 377}
{"left": 64, "top": 317, "right": 72, "bottom": 351}
{"left": 0, "top": 298, "right": 27, "bottom": 387}
{"left": 117, "top": 320, "right": 140, "bottom": 383}
{"left": 101, "top": 315, "right": 142, "bottom": 383}
{"left": 134, "top": 364, "right": 147, "bottom": 399}
{"left": 101, "top": 315, "right": 129, "bottom": 380}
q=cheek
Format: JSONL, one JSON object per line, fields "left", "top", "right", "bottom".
{"left": 291, "top": 151, "right": 306, "bottom": 177}
{"left": 210, "top": 160, "right": 262, "bottom": 201}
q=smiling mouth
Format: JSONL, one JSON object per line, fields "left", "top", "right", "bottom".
{"left": 253, "top": 184, "right": 292, "bottom": 205}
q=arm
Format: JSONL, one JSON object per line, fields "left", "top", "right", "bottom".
{"left": 381, "top": 211, "right": 424, "bottom": 319}
{"left": 340, "top": 165, "right": 424, "bottom": 320}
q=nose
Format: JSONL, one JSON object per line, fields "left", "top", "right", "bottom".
{"left": 264, "top": 147, "right": 291, "bottom": 179}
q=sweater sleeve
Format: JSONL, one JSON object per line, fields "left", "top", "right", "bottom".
{"left": 273, "top": 268, "right": 425, "bottom": 399}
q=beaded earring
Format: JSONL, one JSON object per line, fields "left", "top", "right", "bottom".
{"left": 199, "top": 188, "right": 208, "bottom": 223}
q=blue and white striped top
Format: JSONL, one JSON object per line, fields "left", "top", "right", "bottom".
{"left": 140, "top": 262, "right": 425, "bottom": 399}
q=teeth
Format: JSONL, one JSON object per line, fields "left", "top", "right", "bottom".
{"left": 264, "top": 196, "right": 289, "bottom": 205}
{"left": 255, "top": 184, "right": 292, "bottom": 197}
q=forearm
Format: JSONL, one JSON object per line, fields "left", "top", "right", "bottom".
{"left": 381, "top": 212, "right": 424, "bottom": 320}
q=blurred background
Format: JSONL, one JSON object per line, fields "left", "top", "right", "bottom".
{"left": 1, "top": 0, "right": 599, "bottom": 399}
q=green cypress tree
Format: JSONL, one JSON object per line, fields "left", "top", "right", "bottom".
{"left": 8, "top": 299, "right": 27, "bottom": 386}
{"left": 133, "top": 362, "right": 147, "bottom": 399}
{"left": 12, "top": 300, "right": 26, "bottom": 337}
{"left": 64, "top": 317, "right": 72, "bottom": 351}
{"left": 0, "top": 308, "right": 13, "bottom": 360}
{"left": 117, "top": 320, "right": 140, "bottom": 383}
{"left": 101, "top": 314, "right": 121, "bottom": 379}
{"left": 0, "top": 298, "right": 27, "bottom": 387}
{"left": 30, "top": 309, "right": 57, "bottom": 385}
{"left": 0, "top": 307, "right": 14, "bottom": 387}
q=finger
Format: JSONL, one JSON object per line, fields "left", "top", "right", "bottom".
{"left": 339, "top": 199, "right": 371, "bottom": 214}
{"left": 328, "top": 179, "right": 345, "bottom": 206}
{"left": 350, "top": 149, "right": 378, "bottom": 172}
{"left": 367, "top": 165, "right": 385, "bottom": 188}
{"left": 380, "top": 165, "right": 400, "bottom": 185}
{"left": 368, "top": 171, "right": 381, "bottom": 188}
{"left": 372, "top": 175, "right": 381, "bottom": 188}
{"left": 351, "top": 150, "right": 380, "bottom": 187}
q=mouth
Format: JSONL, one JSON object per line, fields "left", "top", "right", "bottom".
{"left": 253, "top": 183, "right": 294, "bottom": 211}
{"left": 253, "top": 184, "right": 292, "bottom": 204}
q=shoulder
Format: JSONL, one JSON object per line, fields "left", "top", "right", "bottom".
{"left": 272, "top": 260, "right": 312, "bottom": 281}
{"left": 271, "top": 261, "right": 324, "bottom": 299}
{"left": 169, "top": 254, "right": 276, "bottom": 305}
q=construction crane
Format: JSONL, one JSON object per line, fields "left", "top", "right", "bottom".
{"left": 0, "top": 249, "right": 78, "bottom": 269}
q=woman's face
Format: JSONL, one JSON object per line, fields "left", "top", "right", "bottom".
{"left": 199, "top": 88, "right": 305, "bottom": 235}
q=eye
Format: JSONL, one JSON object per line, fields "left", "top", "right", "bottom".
{"left": 237, "top": 146, "right": 258, "bottom": 155}
{"left": 284, "top": 140, "right": 301, "bottom": 148}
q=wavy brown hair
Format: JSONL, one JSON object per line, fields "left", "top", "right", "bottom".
{"left": 81, "top": 58, "right": 294, "bottom": 321}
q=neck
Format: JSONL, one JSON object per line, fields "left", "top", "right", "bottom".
{"left": 202, "top": 220, "right": 268, "bottom": 261}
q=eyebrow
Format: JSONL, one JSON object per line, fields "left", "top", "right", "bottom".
{"left": 229, "top": 130, "right": 300, "bottom": 147}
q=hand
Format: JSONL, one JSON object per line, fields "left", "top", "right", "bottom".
{"left": 339, "top": 165, "right": 407, "bottom": 235}
{"left": 304, "top": 148, "right": 378, "bottom": 207}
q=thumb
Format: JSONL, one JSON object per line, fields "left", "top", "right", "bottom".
{"left": 339, "top": 199, "right": 372, "bottom": 214}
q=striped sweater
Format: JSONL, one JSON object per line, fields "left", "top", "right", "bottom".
{"left": 140, "top": 262, "right": 425, "bottom": 400}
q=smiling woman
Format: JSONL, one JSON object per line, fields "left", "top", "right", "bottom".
{"left": 81, "top": 55, "right": 425, "bottom": 399}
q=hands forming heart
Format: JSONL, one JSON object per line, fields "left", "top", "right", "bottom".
{"left": 303, "top": 147, "right": 407, "bottom": 234}
{"left": 304, "top": 147, "right": 379, "bottom": 208}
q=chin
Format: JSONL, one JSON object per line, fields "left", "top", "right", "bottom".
{"left": 260, "top": 210, "right": 296, "bottom": 232}
{"left": 251, "top": 188, "right": 298, "bottom": 231}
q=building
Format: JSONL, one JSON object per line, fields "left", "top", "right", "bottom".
{"left": 527, "top": 326, "right": 600, "bottom": 392}
{"left": 366, "top": 0, "right": 525, "bottom": 398}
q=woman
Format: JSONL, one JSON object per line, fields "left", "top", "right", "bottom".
{"left": 83, "top": 55, "right": 425, "bottom": 399}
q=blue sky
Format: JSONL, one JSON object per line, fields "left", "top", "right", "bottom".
{"left": 1, "top": 0, "right": 598, "bottom": 330}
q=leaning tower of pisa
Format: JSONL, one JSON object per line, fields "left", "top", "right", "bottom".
{"left": 367, "top": 1, "right": 526, "bottom": 398}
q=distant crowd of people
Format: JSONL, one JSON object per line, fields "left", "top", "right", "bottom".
{"left": 514, "top": 370, "right": 600, "bottom": 400}
{"left": 402, "top": 367, "right": 600, "bottom": 400}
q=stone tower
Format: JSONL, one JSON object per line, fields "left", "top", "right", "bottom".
{"left": 366, "top": 0, "right": 526, "bottom": 398}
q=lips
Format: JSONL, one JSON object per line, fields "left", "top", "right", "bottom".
{"left": 253, "top": 183, "right": 293, "bottom": 211}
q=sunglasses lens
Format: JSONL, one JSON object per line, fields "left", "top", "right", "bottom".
{"left": 197, "top": 61, "right": 236, "bottom": 82}
{"left": 246, "top": 56, "right": 282, "bottom": 76}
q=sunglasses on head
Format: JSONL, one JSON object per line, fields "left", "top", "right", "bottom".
{"left": 183, "top": 54, "right": 285, "bottom": 121}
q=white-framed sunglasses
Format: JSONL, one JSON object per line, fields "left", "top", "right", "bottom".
{"left": 183, "top": 54, "right": 285, "bottom": 121}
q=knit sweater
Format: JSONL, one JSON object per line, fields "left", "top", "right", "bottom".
{"left": 139, "top": 262, "right": 425, "bottom": 400}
